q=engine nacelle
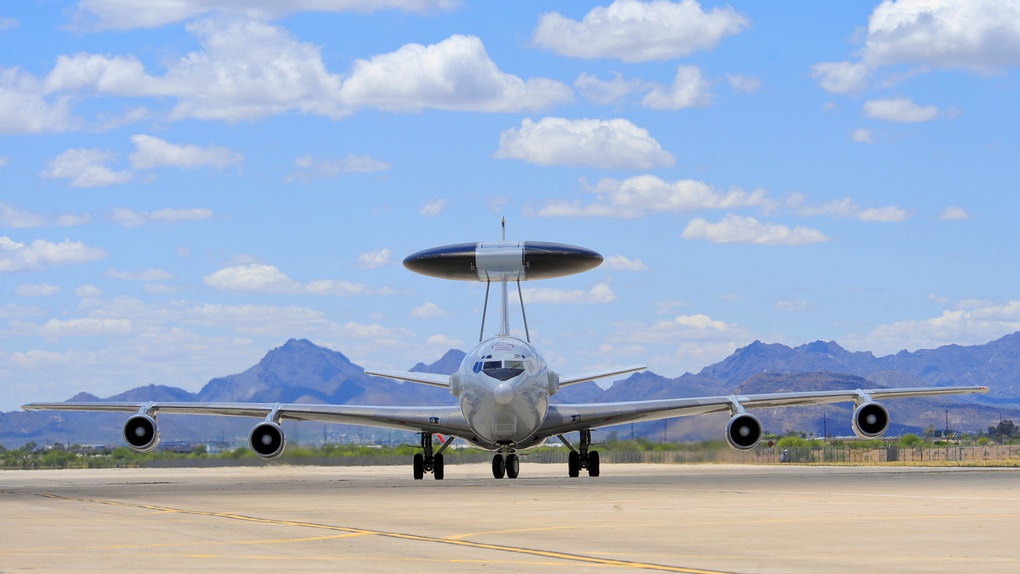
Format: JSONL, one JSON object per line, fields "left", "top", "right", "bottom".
{"left": 852, "top": 402, "right": 890, "bottom": 439}
{"left": 123, "top": 414, "right": 160, "bottom": 452}
{"left": 546, "top": 371, "right": 560, "bottom": 396}
{"left": 725, "top": 413, "right": 763, "bottom": 451}
{"left": 248, "top": 421, "right": 286, "bottom": 460}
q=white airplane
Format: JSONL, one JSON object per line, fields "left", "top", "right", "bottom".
{"left": 23, "top": 229, "right": 988, "bottom": 480}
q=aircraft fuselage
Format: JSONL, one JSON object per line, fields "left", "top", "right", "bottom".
{"left": 453, "top": 336, "right": 553, "bottom": 450}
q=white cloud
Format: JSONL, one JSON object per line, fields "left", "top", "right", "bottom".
{"left": 339, "top": 35, "right": 571, "bottom": 113}
{"left": 863, "top": 98, "right": 939, "bottom": 123}
{"left": 74, "top": 0, "right": 461, "bottom": 30}
{"left": 604, "top": 255, "right": 648, "bottom": 271}
{"left": 0, "top": 237, "right": 107, "bottom": 272}
{"left": 75, "top": 284, "right": 103, "bottom": 298}
{"left": 862, "top": 0, "right": 1020, "bottom": 73}
{"left": 775, "top": 299, "right": 810, "bottom": 312}
{"left": 534, "top": 175, "right": 768, "bottom": 219}
{"left": 10, "top": 317, "right": 133, "bottom": 339}
{"left": 167, "top": 19, "right": 347, "bottom": 121}
{"left": 15, "top": 26, "right": 565, "bottom": 128}
{"left": 287, "top": 154, "right": 390, "bottom": 182}
{"left": 496, "top": 118, "right": 674, "bottom": 170}
{"left": 850, "top": 128, "right": 873, "bottom": 143}
{"left": 940, "top": 206, "right": 970, "bottom": 221}
{"left": 533, "top": 0, "right": 749, "bottom": 62}
{"left": 0, "top": 17, "right": 17, "bottom": 30}
{"left": 674, "top": 313, "right": 734, "bottom": 331}
{"left": 0, "top": 67, "right": 79, "bottom": 134}
{"left": 681, "top": 214, "right": 829, "bottom": 245}
{"left": 574, "top": 72, "right": 642, "bottom": 105}
{"left": 786, "top": 193, "right": 909, "bottom": 222}
{"left": 0, "top": 202, "right": 47, "bottom": 228}
{"left": 726, "top": 74, "right": 761, "bottom": 94}
{"left": 44, "top": 53, "right": 159, "bottom": 95}
{"left": 811, "top": 1, "right": 1020, "bottom": 96}
{"left": 110, "top": 207, "right": 214, "bottom": 227}
{"left": 204, "top": 263, "right": 388, "bottom": 296}
{"left": 811, "top": 61, "right": 872, "bottom": 94}
{"left": 129, "top": 135, "right": 243, "bottom": 170}
{"left": 521, "top": 283, "right": 617, "bottom": 304}
{"left": 41, "top": 148, "right": 132, "bottom": 187}
{"left": 642, "top": 65, "right": 713, "bottom": 109}
{"left": 419, "top": 199, "right": 448, "bottom": 218}
{"left": 411, "top": 301, "right": 446, "bottom": 318}
{"left": 850, "top": 300, "right": 1020, "bottom": 355}
{"left": 857, "top": 206, "right": 910, "bottom": 222}
{"left": 204, "top": 264, "right": 301, "bottom": 293}
{"left": 106, "top": 269, "right": 174, "bottom": 282}
{"left": 305, "top": 279, "right": 388, "bottom": 296}
{"left": 356, "top": 248, "right": 390, "bottom": 269}
{"left": 15, "top": 284, "right": 62, "bottom": 297}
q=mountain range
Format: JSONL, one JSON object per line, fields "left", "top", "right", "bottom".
{"left": 5, "top": 333, "right": 1020, "bottom": 448}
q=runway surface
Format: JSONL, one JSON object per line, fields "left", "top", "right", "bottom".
{"left": 3, "top": 462, "right": 1019, "bottom": 573}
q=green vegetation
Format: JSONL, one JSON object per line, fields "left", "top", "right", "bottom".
{"left": 0, "top": 442, "right": 428, "bottom": 470}
{"left": 4, "top": 422, "right": 1020, "bottom": 470}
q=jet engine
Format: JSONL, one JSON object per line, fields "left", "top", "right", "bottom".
{"left": 248, "top": 421, "right": 286, "bottom": 460}
{"left": 123, "top": 414, "right": 160, "bottom": 452}
{"left": 852, "top": 402, "right": 890, "bottom": 439}
{"left": 725, "top": 412, "right": 763, "bottom": 451}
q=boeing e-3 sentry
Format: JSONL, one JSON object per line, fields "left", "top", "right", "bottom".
{"left": 23, "top": 230, "right": 988, "bottom": 480}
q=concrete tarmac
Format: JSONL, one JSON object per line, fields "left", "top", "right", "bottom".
{"left": 2, "top": 463, "right": 1019, "bottom": 573}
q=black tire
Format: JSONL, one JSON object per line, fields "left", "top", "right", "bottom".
{"left": 567, "top": 450, "right": 580, "bottom": 478}
{"left": 413, "top": 453, "right": 424, "bottom": 480}
{"left": 491, "top": 454, "right": 506, "bottom": 479}
{"left": 588, "top": 450, "right": 600, "bottom": 477}
{"left": 434, "top": 453, "right": 445, "bottom": 480}
{"left": 506, "top": 454, "right": 520, "bottom": 479}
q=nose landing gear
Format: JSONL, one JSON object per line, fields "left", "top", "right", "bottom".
{"left": 491, "top": 450, "right": 520, "bottom": 479}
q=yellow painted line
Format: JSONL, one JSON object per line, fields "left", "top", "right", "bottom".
{"left": 28, "top": 491, "right": 730, "bottom": 574}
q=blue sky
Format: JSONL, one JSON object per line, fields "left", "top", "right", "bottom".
{"left": 2, "top": 1, "right": 1020, "bottom": 411}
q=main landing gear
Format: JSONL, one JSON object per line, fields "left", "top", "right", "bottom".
{"left": 560, "top": 429, "right": 600, "bottom": 478}
{"left": 413, "top": 432, "right": 454, "bottom": 480}
{"left": 491, "top": 451, "right": 520, "bottom": 479}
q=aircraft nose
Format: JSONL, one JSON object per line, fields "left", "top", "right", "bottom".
{"left": 493, "top": 382, "right": 514, "bottom": 405}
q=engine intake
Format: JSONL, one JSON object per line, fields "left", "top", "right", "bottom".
{"left": 725, "top": 413, "right": 763, "bottom": 451}
{"left": 249, "top": 421, "right": 286, "bottom": 460}
{"left": 123, "top": 414, "right": 160, "bottom": 452}
{"left": 852, "top": 402, "right": 890, "bottom": 439}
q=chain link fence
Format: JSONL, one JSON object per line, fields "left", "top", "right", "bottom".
{"left": 144, "top": 444, "right": 1020, "bottom": 468}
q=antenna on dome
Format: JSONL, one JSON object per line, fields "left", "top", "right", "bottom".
{"left": 501, "top": 216, "right": 505, "bottom": 241}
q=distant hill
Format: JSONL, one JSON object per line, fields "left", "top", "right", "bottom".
{"left": 5, "top": 334, "right": 1020, "bottom": 448}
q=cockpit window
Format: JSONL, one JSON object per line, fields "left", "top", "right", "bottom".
{"left": 473, "top": 355, "right": 526, "bottom": 381}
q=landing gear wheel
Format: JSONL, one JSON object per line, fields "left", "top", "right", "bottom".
{"left": 567, "top": 450, "right": 580, "bottom": 478}
{"left": 434, "top": 453, "right": 445, "bottom": 480}
{"left": 413, "top": 453, "right": 424, "bottom": 480}
{"left": 492, "top": 454, "right": 506, "bottom": 479}
{"left": 588, "top": 450, "right": 600, "bottom": 477}
{"left": 506, "top": 454, "right": 520, "bottom": 479}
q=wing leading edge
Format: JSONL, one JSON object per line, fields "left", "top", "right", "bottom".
{"left": 539, "top": 385, "right": 990, "bottom": 436}
{"left": 21, "top": 401, "right": 470, "bottom": 436}
{"left": 364, "top": 370, "right": 450, "bottom": 388}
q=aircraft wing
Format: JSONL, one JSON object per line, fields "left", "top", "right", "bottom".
{"left": 364, "top": 370, "right": 451, "bottom": 388}
{"left": 21, "top": 401, "right": 471, "bottom": 436}
{"left": 539, "top": 385, "right": 989, "bottom": 436}
{"left": 558, "top": 365, "right": 646, "bottom": 387}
